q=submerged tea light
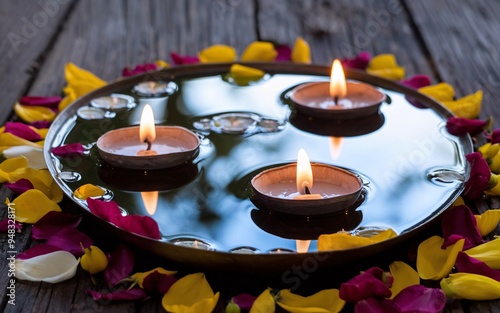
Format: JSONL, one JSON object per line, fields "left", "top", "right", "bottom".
{"left": 251, "top": 149, "right": 363, "bottom": 215}
{"left": 90, "top": 94, "right": 135, "bottom": 110}
{"left": 96, "top": 104, "right": 200, "bottom": 169}
{"left": 133, "top": 81, "right": 177, "bottom": 97}
{"left": 170, "top": 238, "right": 214, "bottom": 250}
{"left": 290, "top": 59, "right": 386, "bottom": 119}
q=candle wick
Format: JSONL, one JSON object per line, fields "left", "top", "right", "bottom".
{"left": 144, "top": 139, "right": 152, "bottom": 151}
{"left": 304, "top": 186, "right": 311, "bottom": 194}
{"left": 334, "top": 96, "right": 339, "bottom": 105}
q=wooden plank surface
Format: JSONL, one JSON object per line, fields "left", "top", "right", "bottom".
{"left": 405, "top": 0, "right": 500, "bottom": 125}
{"left": 1, "top": 0, "right": 500, "bottom": 312}
{"left": 0, "top": 0, "right": 76, "bottom": 124}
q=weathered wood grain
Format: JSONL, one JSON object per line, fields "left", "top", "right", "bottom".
{"left": 405, "top": 0, "right": 500, "bottom": 124}
{"left": 0, "top": 0, "right": 76, "bottom": 125}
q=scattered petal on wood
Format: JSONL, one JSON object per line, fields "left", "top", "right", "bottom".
{"left": 16, "top": 250, "right": 79, "bottom": 283}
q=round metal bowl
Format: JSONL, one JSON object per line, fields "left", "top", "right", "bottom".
{"left": 44, "top": 63, "right": 472, "bottom": 272}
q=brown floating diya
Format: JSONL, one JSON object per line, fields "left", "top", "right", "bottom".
{"left": 290, "top": 59, "right": 386, "bottom": 119}
{"left": 96, "top": 104, "right": 200, "bottom": 170}
{"left": 250, "top": 149, "right": 363, "bottom": 215}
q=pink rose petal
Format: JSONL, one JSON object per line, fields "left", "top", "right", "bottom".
{"left": 393, "top": 285, "right": 446, "bottom": 313}
{"left": 170, "top": 52, "right": 199, "bottom": 65}
{"left": 122, "top": 63, "right": 158, "bottom": 77}
{"left": 50, "top": 143, "right": 85, "bottom": 157}
{"left": 446, "top": 117, "right": 487, "bottom": 136}
{"left": 5, "top": 178, "right": 34, "bottom": 196}
{"left": 0, "top": 218, "right": 22, "bottom": 233}
{"left": 46, "top": 227, "right": 93, "bottom": 257}
{"left": 463, "top": 152, "right": 491, "bottom": 200}
{"left": 32, "top": 211, "right": 82, "bottom": 240}
{"left": 86, "top": 288, "right": 148, "bottom": 302}
{"left": 340, "top": 51, "right": 372, "bottom": 70}
{"left": 143, "top": 271, "right": 177, "bottom": 295}
{"left": 20, "top": 96, "right": 61, "bottom": 111}
{"left": 355, "top": 297, "right": 398, "bottom": 313}
{"left": 119, "top": 215, "right": 161, "bottom": 239}
{"left": 400, "top": 74, "right": 431, "bottom": 89}
{"left": 233, "top": 293, "right": 257, "bottom": 310}
{"left": 340, "top": 267, "right": 393, "bottom": 302}
{"left": 441, "top": 205, "right": 483, "bottom": 250}
{"left": 87, "top": 198, "right": 123, "bottom": 224}
{"left": 490, "top": 129, "right": 500, "bottom": 144}
{"left": 275, "top": 44, "right": 292, "bottom": 62}
{"left": 17, "top": 244, "right": 61, "bottom": 260}
{"left": 4, "top": 122, "right": 42, "bottom": 141}
{"left": 105, "top": 245, "right": 135, "bottom": 288}
{"left": 29, "top": 121, "right": 52, "bottom": 129}
{"left": 455, "top": 252, "right": 500, "bottom": 281}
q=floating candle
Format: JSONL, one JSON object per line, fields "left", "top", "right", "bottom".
{"left": 96, "top": 105, "right": 200, "bottom": 170}
{"left": 250, "top": 150, "right": 364, "bottom": 215}
{"left": 170, "top": 238, "right": 213, "bottom": 250}
{"left": 133, "top": 81, "right": 177, "bottom": 96}
{"left": 290, "top": 59, "right": 386, "bottom": 119}
{"left": 90, "top": 94, "right": 135, "bottom": 110}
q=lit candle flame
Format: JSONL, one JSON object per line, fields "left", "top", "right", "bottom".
{"left": 139, "top": 104, "right": 156, "bottom": 144}
{"left": 330, "top": 59, "right": 347, "bottom": 100}
{"left": 296, "top": 240, "right": 311, "bottom": 253}
{"left": 296, "top": 148, "right": 313, "bottom": 194}
{"left": 329, "top": 137, "right": 343, "bottom": 160}
{"left": 140, "top": 191, "right": 158, "bottom": 215}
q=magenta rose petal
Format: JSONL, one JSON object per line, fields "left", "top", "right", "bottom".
{"left": 118, "top": 215, "right": 161, "bottom": 239}
{"left": 50, "top": 143, "right": 85, "bottom": 157}
{"left": 0, "top": 218, "right": 22, "bottom": 233}
{"left": 355, "top": 298, "right": 399, "bottom": 313}
{"left": 463, "top": 152, "right": 491, "bottom": 199}
{"left": 233, "top": 293, "right": 257, "bottom": 310}
{"left": 20, "top": 96, "right": 62, "bottom": 110}
{"left": 340, "top": 267, "right": 393, "bottom": 302}
{"left": 86, "top": 288, "right": 148, "bottom": 302}
{"left": 446, "top": 117, "right": 487, "bottom": 136}
{"left": 275, "top": 44, "right": 292, "bottom": 61}
{"left": 87, "top": 198, "right": 123, "bottom": 224}
{"left": 340, "top": 51, "right": 371, "bottom": 70}
{"left": 105, "top": 245, "right": 135, "bottom": 288}
{"left": 17, "top": 244, "right": 61, "bottom": 260}
{"left": 4, "top": 122, "right": 42, "bottom": 141}
{"left": 46, "top": 228, "right": 93, "bottom": 257}
{"left": 455, "top": 252, "right": 500, "bottom": 281}
{"left": 32, "top": 211, "right": 82, "bottom": 240}
{"left": 122, "top": 63, "right": 158, "bottom": 77}
{"left": 393, "top": 285, "right": 446, "bottom": 313}
{"left": 441, "top": 205, "right": 483, "bottom": 250}
{"left": 5, "top": 178, "right": 34, "bottom": 196}
{"left": 143, "top": 271, "right": 177, "bottom": 295}
{"left": 170, "top": 52, "right": 199, "bottom": 65}
{"left": 490, "top": 129, "right": 500, "bottom": 144}
{"left": 400, "top": 74, "right": 431, "bottom": 89}
{"left": 29, "top": 121, "right": 52, "bottom": 129}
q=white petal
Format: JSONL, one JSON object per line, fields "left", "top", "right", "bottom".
{"left": 15, "top": 251, "right": 79, "bottom": 283}
{"left": 3, "top": 146, "right": 46, "bottom": 169}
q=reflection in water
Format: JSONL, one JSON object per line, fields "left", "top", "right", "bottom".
{"left": 141, "top": 191, "right": 158, "bottom": 215}
{"left": 329, "top": 137, "right": 343, "bottom": 160}
{"left": 296, "top": 240, "right": 311, "bottom": 253}
{"left": 251, "top": 208, "right": 363, "bottom": 240}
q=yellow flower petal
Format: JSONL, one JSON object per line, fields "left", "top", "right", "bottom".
{"left": 442, "top": 90, "right": 482, "bottom": 119}
{"left": 250, "top": 288, "right": 275, "bottom": 313}
{"left": 58, "top": 90, "right": 76, "bottom": 111}
{"left": 465, "top": 237, "right": 500, "bottom": 269}
{"left": 11, "top": 189, "right": 61, "bottom": 223}
{"left": 131, "top": 267, "right": 177, "bottom": 288}
{"left": 0, "top": 157, "right": 29, "bottom": 183}
{"left": 475, "top": 210, "right": 500, "bottom": 236}
{"left": 16, "top": 250, "right": 79, "bottom": 283}
{"left": 418, "top": 83, "right": 455, "bottom": 102}
{"left": 366, "top": 54, "right": 405, "bottom": 80}
{"left": 291, "top": 37, "right": 311, "bottom": 64}
{"left": 13, "top": 103, "right": 56, "bottom": 123}
{"left": 73, "top": 183, "right": 105, "bottom": 200}
{"left": 479, "top": 142, "right": 493, "bottom": 157}
{"left": 155, "top": 60, "right": 170, "bottom": 68}
{"left": 277, "top": 289, "right": 345, "bottom": 313}
{"left": 389, "top": 261, "right": 420, "bottom": 299}
{"left": 199, "top": 45, "right": 237, "bottom": 63}
{"left": 9, "top": 167, "right": 63, "bottom": 203}
{"left": 162, "top": 273, "right": 219, "bottom": 313}
{"left": 486, "top": 178, "right": 500, "bottom": 196}
{"left": 451, "top": 196, "right": 465, "bottom": 207}
{"left": 318, "top": 229, "right": 397, "bottom": 251}
{"left": 240, "top": 41, "right": 277, "bottom": 62}
{"left": 227, "top": 64, "right": 266, "bottom": 86}
{"left": 65, "top": 62, "right": 106, "bottom": 88}
{"left": 0, "top": 132, "right": 44, "bottom": 149}
{"left": 441, "top": 273, "right": 500, "bottom": 300}
{"left": 80, "top": 245, "right": 108, "bottom": 274}
{"left": 416, "top": 236, "right": 464, "bottom": 280}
